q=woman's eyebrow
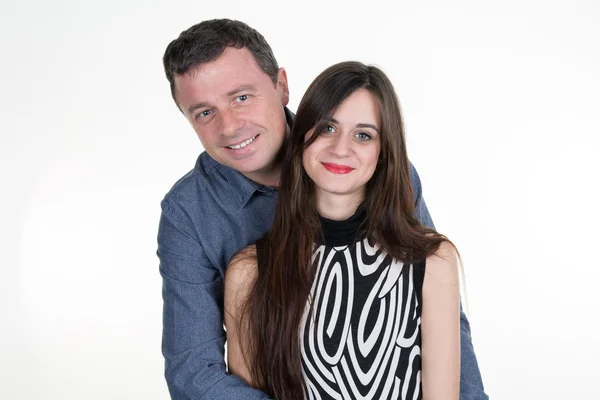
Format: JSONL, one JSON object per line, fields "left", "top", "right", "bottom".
{"left": 330, "top": 118, "right": 379, "bottom": 133}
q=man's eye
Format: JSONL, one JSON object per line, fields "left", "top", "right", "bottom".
{"left": 356, "top": 132, "right": 372, "bottom": 141}
{"left": 196, "top": 110, "right": 212, "bottom": 119}
{"left": 236, "top": 95, "right": 249, "bottom": 102}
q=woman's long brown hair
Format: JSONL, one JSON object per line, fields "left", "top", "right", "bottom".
{"left": 239, "top": 61, "right": 450, "bottom": 399}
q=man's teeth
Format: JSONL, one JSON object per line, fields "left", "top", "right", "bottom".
{"left": 227, "top": 135, "right": 258, "bottom": 150}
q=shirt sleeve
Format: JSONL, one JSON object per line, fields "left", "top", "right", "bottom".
{"left": 459, "top": 304, "right": 489, "bottom": 400}
{"left": 408, "top": 161, "right": 488, "bottom": 399}
{"left": 408, "top": 160, "right": 435, "bottom": 230}
{"left": 158, "top": 198, "right": 270, "bottom": 400}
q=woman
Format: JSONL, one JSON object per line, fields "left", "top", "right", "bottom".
{"left": 224, "top": 61, "right": 460, "bottom": 400}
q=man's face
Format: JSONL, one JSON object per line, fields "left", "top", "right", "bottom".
{"left": 174, "top": 47, "right": 289, "bottom": 185}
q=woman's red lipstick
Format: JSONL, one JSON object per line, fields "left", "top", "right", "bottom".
{"left": 321, "top": 163, "right": 353, "bottom": 174}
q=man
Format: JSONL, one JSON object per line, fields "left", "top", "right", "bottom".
{"left": 158, "top": 19, "right": 487, "bottom": 399}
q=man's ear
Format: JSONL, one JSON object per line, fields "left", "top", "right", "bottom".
{"left": 277, "top": 68, "right": 290, "bottom": 106}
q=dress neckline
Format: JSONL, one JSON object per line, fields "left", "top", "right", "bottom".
{"left": 318, "top": 206, "right": 367, "bottom": 247}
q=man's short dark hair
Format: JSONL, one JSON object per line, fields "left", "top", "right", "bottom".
{"left": 163, "top": 19, "right": 280, "bottom": 107}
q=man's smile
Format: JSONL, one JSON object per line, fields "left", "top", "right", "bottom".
{"left": 226, "top": 134, "right": 260, "bottom": 150}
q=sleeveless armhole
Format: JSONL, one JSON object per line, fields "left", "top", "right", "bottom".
{"left": 413, "top": 259, "right": 426, "bottom": 313}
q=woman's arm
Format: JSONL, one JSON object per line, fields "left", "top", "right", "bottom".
{"left": 224, "top": 245, "right": 258, "bottom": 385}
{"left": 421, "top": 241, "right": 461, "bottom": 400}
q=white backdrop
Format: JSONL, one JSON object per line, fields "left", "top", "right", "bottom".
{"left": 2, "top": 0, "right": 599, "bottom": 398}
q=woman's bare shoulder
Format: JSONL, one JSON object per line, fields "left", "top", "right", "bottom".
{"left": 425, "top": 241, "right": 459, "bottom": 286}
{"left": 225, "top": 245, "right": 258, "bottom": 294}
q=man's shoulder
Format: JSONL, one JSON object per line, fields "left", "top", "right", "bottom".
{"left": 162, "top": 152, "right": 224, "bottom": 205}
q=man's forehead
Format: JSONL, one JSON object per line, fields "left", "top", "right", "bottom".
{"left": 192, "top": 47, "right": 263, "bottom": 80}
{"left": 175, "top": 52, "right": 267, "bottom": 100}
{"left": 174, "top": 73, "right": 258, "bottom": 106}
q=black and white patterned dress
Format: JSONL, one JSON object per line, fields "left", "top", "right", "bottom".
{"left": 300, "top": 210, "right": 425, "bottom": 400}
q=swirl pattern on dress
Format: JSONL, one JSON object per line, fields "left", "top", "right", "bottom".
{"left": 300, "top": 237, "right": 423, "bottom": 400}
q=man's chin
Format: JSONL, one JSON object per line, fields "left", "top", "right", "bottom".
{"left": 215, "top": 153, "right": 259, "bottom": 171}
{"left": 228, "top": 160, "right": 265, "bottom": 175}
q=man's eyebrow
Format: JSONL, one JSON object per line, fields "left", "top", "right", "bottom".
{"left": 330, "top": 118, "right": 379, "bottom": 133}
{"left": 226, "top": 85, "right": 258, "bottom": 96}
{"left": 186, "top": 85, "right": 259, "bottom": 115}
{"left": 188, "top": 102, "right": 210, "bottom": 115}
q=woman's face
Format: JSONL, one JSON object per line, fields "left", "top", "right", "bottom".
{"left": 302, "top": 88, "right": 381, "bottom": 205}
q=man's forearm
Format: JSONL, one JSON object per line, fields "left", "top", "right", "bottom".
{"left": 159, "top": 202, "right": 271, "bottom": 399}
{"left": 458, "top": 308, "right": 488, "bottom": 400}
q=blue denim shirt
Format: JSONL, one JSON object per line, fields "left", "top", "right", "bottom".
{"left": 158, "top": 152, "right": 487, "bottom": 399}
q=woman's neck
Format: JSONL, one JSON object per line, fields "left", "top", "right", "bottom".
{"left": 316, "top": 190, "right": 365, "bottom": 221}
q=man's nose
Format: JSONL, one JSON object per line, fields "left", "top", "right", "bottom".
{"left": 220, "top": 109, "right": 245, "bottom": 136}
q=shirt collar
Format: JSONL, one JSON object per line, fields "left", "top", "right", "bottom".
{"left": 224, "top": 164, "right": 268, "bottom": 207}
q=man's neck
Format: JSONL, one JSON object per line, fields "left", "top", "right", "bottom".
{"left": 241, "top": 118, "right": 291, "bottom": 187}
{"left": 242, "top": 164, "right": 282, "bottom": 188}
{"left": 245, "top": 121, "right": 290, "bottom": 187}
